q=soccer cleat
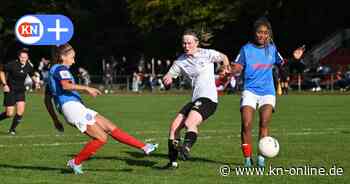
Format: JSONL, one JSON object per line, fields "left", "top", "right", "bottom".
{"left": 67, "top": 159, "right": 84, "bottom": 174}
{"left": 8, "top": 129, "right": 16, "bottom": 135}
{"left": 244, "top": 157, "right": 253, "bottom": 167}
{"left": 178, "top": 145, "right": 191, "bottom": 161}
{"left": 257, "top": 155, "right": 265, "bottom": 168}
{"left": 143, "top": 143, "right": 158, "bottom": 155}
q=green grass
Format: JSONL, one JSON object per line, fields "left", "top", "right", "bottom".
{"left": 0, "top": 93, "right": 349, "bottom": 184}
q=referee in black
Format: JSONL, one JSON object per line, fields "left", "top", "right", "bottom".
{"left": 0, "top": 48, "right": 34, "bottom": 135}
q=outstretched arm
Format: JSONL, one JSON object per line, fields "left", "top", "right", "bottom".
{"left": 60, "top": 80, "right": 102, "bottom": 97}
{"left": 163, "top": 62, "right": 181, "bottom": 86}
{"left": 44, "top": 88, "right": 64, "bottom": 132}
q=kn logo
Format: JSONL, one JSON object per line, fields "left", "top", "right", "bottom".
{"left": 15, "top": 15, "right": 73, "bottom": 45}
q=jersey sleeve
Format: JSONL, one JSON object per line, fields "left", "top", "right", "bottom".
{"left": 275, "top": 51, "right": 284, "bottom": 65}
{"left": 53, "top": 66, "right": 74, "bottom": 82}
{"left": 273, "top": 45, "right": 284, "bottom": 65}
{"left": 234, "top": 48, "right": 246, "bottom": 67}
{"left": 208, "top": 49, "right": 224, "bottom": 63}
{"left": 166, "top": 61, "right": 182, "bottom": 79}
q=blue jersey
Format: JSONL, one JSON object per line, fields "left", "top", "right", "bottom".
{"left": 48, "top": 64, "right": 82, "bottom": 111}
{"left": 235, "top": 43, "right": 283, "bottom": 96}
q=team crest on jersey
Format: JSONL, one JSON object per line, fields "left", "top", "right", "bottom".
{"left": 59, "top": 70, "right": 71, "bottom": 79}
{"left": 85, "top": 113, "right": 93, "bottom": 121}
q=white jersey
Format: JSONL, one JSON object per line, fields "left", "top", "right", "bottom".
{"left": 167, "top": 48, "right": 224, "bottom": 103}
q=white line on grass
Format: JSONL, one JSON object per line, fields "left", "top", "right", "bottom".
{"left": 0, "top": 141, "right": 87, "bottom": 148}
{"left": 0, "top": 130, "right": 342, "bottom": 148}
{"left": 0, "top": 127, "right": 346, "bottom": 139}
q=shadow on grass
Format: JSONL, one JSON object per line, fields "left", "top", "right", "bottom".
{"left": 124, "top": 151, "right": 242, "bottom": 169}
{"left": 0, "top": 163, "right": 119, "bottom": 174}
{"left": 340, "top": 130, "right": 350, "bottom": 134}
{"left": 67, "top": 154, "right": 157, "bottom": 168}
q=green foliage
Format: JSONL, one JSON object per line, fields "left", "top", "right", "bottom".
{"left": 127, "top": 0, "right": 243, "bottom": 45}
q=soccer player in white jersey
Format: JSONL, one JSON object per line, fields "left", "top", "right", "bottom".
{"left": 44, "top": 43, "right": 158, "bottom": 174}
{"left": 163, "top": 30, "right": 230, "bottom": 168}
{"left": 231, "top": 17, "right": 305, "bottom": 167}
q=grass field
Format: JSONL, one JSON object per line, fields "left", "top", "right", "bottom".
{"left": 0, "top": 93, "right": 349, "bottom": 184}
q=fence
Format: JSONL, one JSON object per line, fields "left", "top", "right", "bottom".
{"left": 82, "top": 73, "right": 349, "bottom": 93}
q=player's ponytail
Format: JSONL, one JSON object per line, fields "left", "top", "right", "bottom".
{"left": 52, "top": 43, "right": 74, "bottom": 64}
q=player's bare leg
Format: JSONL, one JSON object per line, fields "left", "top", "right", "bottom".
{"left": 258, "top": 105, "right": 273, "bottom": 139}
{"left": 0, "top": 106, "right": 15, "bottom": 124}
{"left": 9, "top": 102, "right": 25, "bottom": 135}
{"left": 241, "top": 106, "right": 255, "bottom": 167}
{"left": 179, "top": 110, "right": 203, "bottom": 160}
{"left": 257, "top": 104, "right": 273, "bottom": 167}
{"left": 68, "top": 123, "right": 108, "bottom": 174}
{"left": 95, "top": 114, "right": 157, "bottom": 154}
{"left": 167, "top": 114, "right": 186, "bottom": 168}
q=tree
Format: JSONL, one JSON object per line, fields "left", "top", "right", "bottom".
{"left": 127, "top": 0, "right": 244, "bottom": 46}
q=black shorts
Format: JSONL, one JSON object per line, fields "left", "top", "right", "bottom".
{"left": 179, "top": 97, "right": 217, "bottom": 121}
{"left": 3, "top": 91, "right": 26, "bottom": 106}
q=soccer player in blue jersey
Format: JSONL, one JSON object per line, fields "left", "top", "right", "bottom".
{"left": 231, "top": 17, "right": 304, "bottom": 167}
{"left": 44, "top": 43, "right": 157, "bottom": 174}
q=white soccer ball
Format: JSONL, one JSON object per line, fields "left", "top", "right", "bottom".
{"left": 258, "top": 136, "right": 280, "bottom": 158}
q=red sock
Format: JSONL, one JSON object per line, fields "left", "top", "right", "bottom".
{"left": 111, "top": 128, "right": 145, "bottom": 149}
{"left": 242, "top": 144, "right": 252, "bottom": 157}
{"left": 74, "top": 139, "right": 106, "bottom": 165}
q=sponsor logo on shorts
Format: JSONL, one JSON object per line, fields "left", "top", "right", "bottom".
{"left": 194, "top": 101, "right": 202, "bottom": 109}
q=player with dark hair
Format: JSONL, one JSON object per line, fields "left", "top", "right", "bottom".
{"left": 45, "top": 43, "right": 158, "bottom": 174}
{"left": 0, "top": 48, "right": 34, "bottom": 135}
{"left": 231, "top": 17, "right": 304, "bottom": 167}
{"left": 163, "top": 29, "right": 230, "bottom": 168}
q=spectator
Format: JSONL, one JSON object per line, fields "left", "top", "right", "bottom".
{"left": 279, "top": 59, "right": 290, "bottom": 95}
{"left": 103, "top": 63, "right": 113, "bottom": 93}
{"left": 78, "top": 67, "right": 91, "bottom": 86}
{"left": 132, "top": 65, "right": 144, "bottom": 92}
{"left": 144, "top": 62, "right": 156, "bottom": 91}
{"left": 155, "top": 59, "right": 165, "bottom": 90}
{"left": 335, "top": 66, "right": 350, "bottom": 91}
{"left": 38, "top": 57, "right": 50, "bottom": 85}
{"left": 32, "top": 71, "right": 43, "bottom": 90}
{"left": 120, "top": 56, "right": 127, "bottom": 75}
{"left": 165, "top": 59, "right": 172, "bottom": 72}
{"left": 215, "top": 67, "right": 230, "bottom": 96}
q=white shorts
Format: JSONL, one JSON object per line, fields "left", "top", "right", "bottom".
{"left": 240, "top": 90, "right": 276, "bottom": 110}
{"left": 61, "top": 101, "right": 98, "bottom": 133}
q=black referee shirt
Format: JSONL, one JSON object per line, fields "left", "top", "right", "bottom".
{"left": 4, "top": 60, "right": 34, "bottom": 92}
